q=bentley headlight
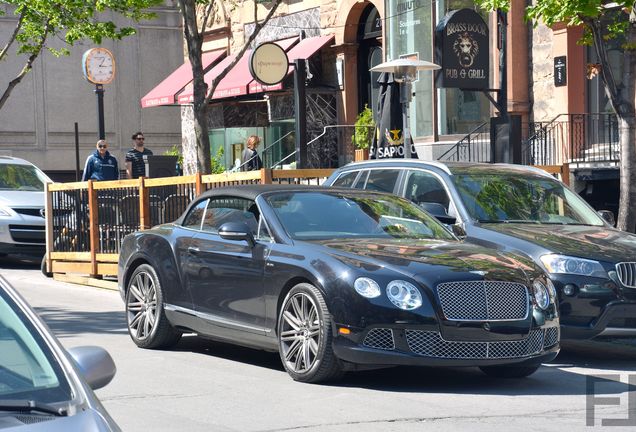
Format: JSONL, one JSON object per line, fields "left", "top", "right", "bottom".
{"left": 354, "top": 277, "right": 381, "bottom": 298}
{"left": 532, "top": 279, "right": 550, "bottom": 310}
{"left": 386, "top": 280, "right": 422, "bottom": 310}
{"left": 540, "top": 254, "right": 607, "bottom": 278}
{"left": 546, "top": 278, "right": 557, "bottom": 300}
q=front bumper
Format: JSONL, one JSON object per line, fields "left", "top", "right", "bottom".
{"left": 332, "top": 324, "right": 560, "bottom": 368}
{"left": 560, "top": 301, "right": 636, "bottom": 339}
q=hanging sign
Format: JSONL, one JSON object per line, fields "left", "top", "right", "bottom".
{"left": 434, "top": 9, "right": 489, "bottom": 90}
{"left": 249, "top": 42, "right": 289, "bottom": 86}
{"left": 554, "top": 56, "right": 567, "bottom": 87}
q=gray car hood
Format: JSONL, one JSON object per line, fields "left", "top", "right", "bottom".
{"left": 0, "top": 190, "right": 44, "bottom": 207}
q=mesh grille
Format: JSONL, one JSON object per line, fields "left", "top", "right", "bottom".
{"left": 436, "top": 281, "right": 528, "bottom": 321}
{"left": 616, "top": 262, "right": 636, "bottom": 288}
{"left": 543, "top": 327, "right": 559, "bottom": 348}
{"left": 405, "top": 329, "right": 545, "bottom": 359}
{"left": 362, "top": 328, "right": 395, "bottom": 350}
{"left": 14, "top": 415, "right": 56, "bottom": 425}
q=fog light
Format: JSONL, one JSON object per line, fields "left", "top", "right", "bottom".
{"left": 338, "top": 327, "right": 351, "bottom": 335}
{"left": 563, "top": 284, "right": 577, "bottom": 296}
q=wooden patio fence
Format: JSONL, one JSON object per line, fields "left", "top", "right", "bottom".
{"left": 44, "top": 168, "right": 333, "bottom": 288}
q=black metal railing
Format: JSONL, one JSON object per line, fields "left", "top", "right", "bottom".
{"left": 523, "top": 113, "right": 620, "bottom": 167}
{"left": 437, "top": 122, "right": 491, "bottom": 163}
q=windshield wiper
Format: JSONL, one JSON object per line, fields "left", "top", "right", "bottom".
{"left": 0, "top": 399, "right": 67, "bottom": 416}
{"left": 477, "top": 219, "right": 540, "bottom": 224}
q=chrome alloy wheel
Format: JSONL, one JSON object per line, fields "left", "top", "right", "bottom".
{"left": 127, "top": 271, "right": 158, "bottom": 340}
{"left": 279, "top": 292, "right": 321, "bottom": 373}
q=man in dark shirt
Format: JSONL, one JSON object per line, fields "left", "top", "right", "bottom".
{"left": 82, "top": 140, "right": 119, "bottom": 181}
{"left": 126, "top": 131, "right": 153, "bottom": 178}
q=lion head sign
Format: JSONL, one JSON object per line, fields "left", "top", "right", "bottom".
{"left": 434, "top": 9, "right": 489, "bottom": 90}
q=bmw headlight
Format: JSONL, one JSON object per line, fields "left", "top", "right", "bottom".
{"left": 532, "top": 279, "right": 550, "bottom": 310}
{"left": 354, "top": 277, "right": 381, "bottom": 298}
{"left": 540, "top": 254, "right": 607, "bottom": 278}
{"left": 386, "top": 280, "right": 422, "bottom": 310}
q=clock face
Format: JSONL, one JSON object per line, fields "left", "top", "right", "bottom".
{"left": 83, "top": 48, "right": 115, "bottom": 84}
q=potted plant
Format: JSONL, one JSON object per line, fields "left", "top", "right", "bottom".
{"left": 352, "top": 105, "right": 375, "bottom": 161}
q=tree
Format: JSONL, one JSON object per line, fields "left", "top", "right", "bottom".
{"left": 0, "top": 0, "right": 163, "bottom": 111}
{"left": 477, "top": 0, "right": 636, "bottom": 232}
{"left": 177, "top": 0, "right": 282, "bottom": 175}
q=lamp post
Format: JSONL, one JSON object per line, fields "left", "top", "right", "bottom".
{"left": 370, "top": 59, "right": 440, "bottom": 158}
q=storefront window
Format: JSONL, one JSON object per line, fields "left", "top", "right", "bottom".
{"left": 386, "top": 0, "right": 433, "bottom": 138}
{"left": 436, "top": 0, "right": 490, "bottom": 135}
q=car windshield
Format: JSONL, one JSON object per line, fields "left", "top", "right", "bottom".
{"left": 451, "top": 172, "right": 605, "bottom": 226}
{"left": 0, "top": 164, "right": 47, "bottom": 191}
{"left": 0, "top": 288, "right": 72, "bottom": 405}
{"left": 267, "top": 191, "right": 456, "bottom": 241}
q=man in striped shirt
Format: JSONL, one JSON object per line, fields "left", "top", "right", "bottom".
{"left": 126, "top": 131, "right": 153, "bottom": 179}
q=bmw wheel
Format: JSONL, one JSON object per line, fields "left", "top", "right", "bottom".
{"left": 126, "top": 263, "right": 181, "bottom": 349}
{"left": 277, "top": 283, "right": 343, "bottom": 383}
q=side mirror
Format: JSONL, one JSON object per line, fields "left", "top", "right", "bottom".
{"left": 419, "top": 202, "right": 456, "bottom": 225}
{"left": 67, "top": 346, "right": 116, "bottom": 390}
{"left": 597, "top": 210, "right": 615, "bottom": 227}
{"left": 219, "top": 221, "right": 256, "bottom": 247}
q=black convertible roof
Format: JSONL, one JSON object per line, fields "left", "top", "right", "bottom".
{"left": 197, "top": 184, "right": 355, "bottom": 201}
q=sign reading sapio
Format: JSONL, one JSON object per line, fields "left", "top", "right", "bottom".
{"left": 434, "top": 9, "right": 489, "bottom": 90}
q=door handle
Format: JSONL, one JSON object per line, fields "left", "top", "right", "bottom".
{"left": 188, "top": 246, "right": 200, "bottom": 255}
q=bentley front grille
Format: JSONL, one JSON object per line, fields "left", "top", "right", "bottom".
{"left": 436, "top": 281, "right": 529, "bottom": 321}
{"left": 405, "top": 329, "right": 545, "bottom": 359}
{"left": 362, "top": 328, "right": 395, "bottom": 351}
{"left": 543, "top": 327, "right": 559, "bottom": 349}
{"left": 616, "top": 262, "right": 636, "bottom": 288}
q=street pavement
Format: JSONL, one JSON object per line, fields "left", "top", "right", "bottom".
{"left": 1, "top": 256, "right": 636, "bottom": 431}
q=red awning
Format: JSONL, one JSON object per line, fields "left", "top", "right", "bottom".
{"left": 248, "top": 34, "right": 334, "bottom": 94}
{"left": 141, "top": 50, "right": 225, "bottom": 108}
{"left": 178, "top": 35, "right": 334, "bottom": 103}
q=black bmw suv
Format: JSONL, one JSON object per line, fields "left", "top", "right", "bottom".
{"left": 325, "top": 160, "right": 636, "bottom": 339}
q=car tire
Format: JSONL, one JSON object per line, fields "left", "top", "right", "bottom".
{"left": 277, "top": 283, "right": 343, "bottom": 383}
{"left": 126, "top": 263, "right": 181, "bottom": 349}
{"left": 41, "top": 255, "right": 52, "bottom": 278}
{"left": 479, "top": 364, "right": 541, "bottom": 378}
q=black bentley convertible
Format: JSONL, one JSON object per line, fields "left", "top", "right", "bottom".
{"left": 118, "top": 185, "right": 559, "bottom": 383}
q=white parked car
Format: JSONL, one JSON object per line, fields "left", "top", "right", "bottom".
{"left": 0, "top": 157, "right": 51, "bottom": 258}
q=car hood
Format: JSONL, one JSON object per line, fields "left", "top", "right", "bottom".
{"left": 476, "top": 223, "right": 636, "bottom": 262}
{"left": 0, "top": 190, "right": 44, "bottom": 207}
{"left": 311, "top": 238, "right": 536, "bottom": 284}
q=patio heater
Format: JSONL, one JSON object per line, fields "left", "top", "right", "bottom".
{"left": 370, "top": 59, "right": 440, "bottom": 158}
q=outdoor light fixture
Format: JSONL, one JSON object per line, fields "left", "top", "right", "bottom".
{"left": 370, "top": 59, "right": 440, "bottom": 158}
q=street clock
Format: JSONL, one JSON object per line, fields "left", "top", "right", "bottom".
{"left": 82, "top": 48, "right": 116, "bottom": 85}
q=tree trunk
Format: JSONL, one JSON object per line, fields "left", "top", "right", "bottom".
{"left": 617, "top": 116, "right": 636, "bottom": 232}
{"left": 616, "top": 21, "right": 636, "bottom": 232}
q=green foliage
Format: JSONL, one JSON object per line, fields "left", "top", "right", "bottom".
{"left": 164, "top": 145, "right": 184, "bottom": 165}
{"left": 210, "top": 146, "right": 225, "bottom": 174}
{"left": 1, "top": 0, "right": 162, "bottom": 58}
{"left": 351, "top": 105, "right": 375, "bottom": 150}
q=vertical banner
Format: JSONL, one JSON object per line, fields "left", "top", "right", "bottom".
{"left": 370, "top": 72, "right": 418, "bottom": 159}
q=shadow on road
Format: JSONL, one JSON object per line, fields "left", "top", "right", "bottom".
{"left": 33, "top": 306, "right": 128, "bottom": 336}
{"left": 167, "top": 335, "right": 636, "bottom": 396}
{"left": 0, "top": 255, "right": 40, "bottom": 269}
